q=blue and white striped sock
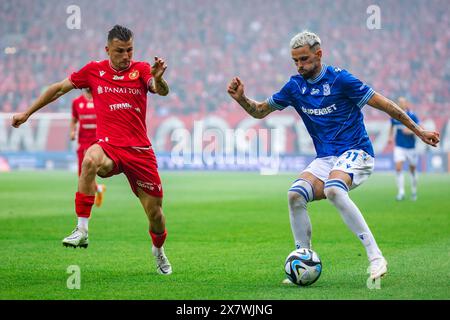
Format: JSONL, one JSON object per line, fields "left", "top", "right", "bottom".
{"left": 288, "top": 179, "right": 315, "bottom": 249}
{"left": 324, "top": 179, "right": 382, "bottom": 261}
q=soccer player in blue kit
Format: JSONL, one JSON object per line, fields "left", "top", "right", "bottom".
{"left": 227, "top": 31, "right": 440, "bottom": 282}
{"left": 389, "top": 97, "right": 420, "bottom": 201}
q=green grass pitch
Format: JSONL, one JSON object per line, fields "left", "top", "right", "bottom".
{"left": 0, "top": 171, "right": 449, "bottom": 300}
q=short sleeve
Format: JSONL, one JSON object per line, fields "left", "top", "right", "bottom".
{"left": 69, "top": 62, "right": 95, "bottom": 89}
{"left": 140, "top": 62, "right": 153, "bottom": 90}
{"left": 340, "top": 70, "right": 375, "bottom": 108}
{"left": 267, "top": 80, "right": 294, "bottom": 111}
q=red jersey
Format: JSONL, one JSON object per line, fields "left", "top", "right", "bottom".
{"left": 69, "top": 60, "right": 153, "bottom": 147}
{"left": 72, "top": 94, "right": 97, "bottom": 145}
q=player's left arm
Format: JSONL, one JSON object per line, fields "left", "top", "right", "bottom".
{"left": 148, "top": 56, "right": 169, "bottom": 96}
{"left": 367, "top": 92, "right": 440, "bottom": 147}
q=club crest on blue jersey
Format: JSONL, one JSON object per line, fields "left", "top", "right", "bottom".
{"left": 323, "top": 83, "right": 330, "bottom": 96}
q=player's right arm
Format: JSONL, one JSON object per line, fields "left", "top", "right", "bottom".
{"left": 227, "top": 77, "right": 274, "bottom": 119}
{"left": 12, "top": 78, "right": 75, "bottom": 128}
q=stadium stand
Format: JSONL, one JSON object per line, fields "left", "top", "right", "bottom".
{"left": 0, "top": 0, "right": 449, "bottom": 122}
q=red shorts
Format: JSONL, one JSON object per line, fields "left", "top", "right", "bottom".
{"left": 96, "top": 141, "right": 163, "bottom": 198}
{"left": 77, "top": 143, "right": 91, "bottom": 176}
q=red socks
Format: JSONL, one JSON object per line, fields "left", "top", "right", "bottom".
{"left": 76, "top": 191, "right": 167, "bottom": 248}
{"left": 150, "top": 229, "right": 167, "bottom": 248}
{"left": 75, "top": 192, "right": 95, "bottom": 218}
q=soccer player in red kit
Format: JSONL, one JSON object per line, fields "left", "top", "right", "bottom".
{"left": 70, "top": 88, "right": 106, "bottom": 207}
{"left": 12, "top": 25, "right": 172, "bottom": 275}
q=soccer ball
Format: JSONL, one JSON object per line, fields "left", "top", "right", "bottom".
{"left": 284, "top": 248, "right": 322, "bottom": 286}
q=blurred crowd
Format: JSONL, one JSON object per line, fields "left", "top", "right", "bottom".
{"left": 0, "top": 0, "right": 449, "bottom": 120}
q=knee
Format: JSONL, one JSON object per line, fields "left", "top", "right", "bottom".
{"left": 288, "top": 179, "right": 314, "bottom": 206}
{"left": 324, "top": 187, "right": 339, "bottom": 201}
{"left": 288, "top": 190, "right": 306, "bottom": 207}
{"left": 324, "top": 179, "right": 349, "bottom": 202}
{"left": 81, "top": 155, "right": 98, "bottom": 174}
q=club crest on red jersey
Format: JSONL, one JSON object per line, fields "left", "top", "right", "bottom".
{"left": 129, "top": 70, "right": 139, "bottom": 80}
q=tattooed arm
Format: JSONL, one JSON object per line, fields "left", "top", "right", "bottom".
{"left": 149, "top": 77, "right": 169, "bottom": 96}
{"left": 234, "top": 95, "right": 274, "bottom": 119}
{"left": 227, "top": 77, "right": 274, "bottom": 119}
{"left": 367, "top": 92, "right": 440, "bottom": 147}
{"left": 149, "top": 56, "right": 169, "bottom": 96}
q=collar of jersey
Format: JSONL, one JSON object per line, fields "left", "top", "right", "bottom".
{"left": 307, "top": 63, "right": 327, "bottom": 84}
{"left": 108, "top": 60, "right": 133, "bottom": 73}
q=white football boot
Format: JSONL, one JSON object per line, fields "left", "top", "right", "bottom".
{"left": 369, "top": 257, "right": 388, "bottom": 280}
{"left": 396, "top": 193, "right": 405, "bottom": 201}
{"left": 62, "top": 227, "right": 89, "bottom": 248}
{"left": 152, "top": 245, "right": 172, "bottom": 275}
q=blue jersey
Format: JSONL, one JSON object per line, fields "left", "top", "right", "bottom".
{"left": 391, "top": 110, "right": 419, "bottom": 149}
{"left": 267, "top": 64, "right": 375, "bottom": 158}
